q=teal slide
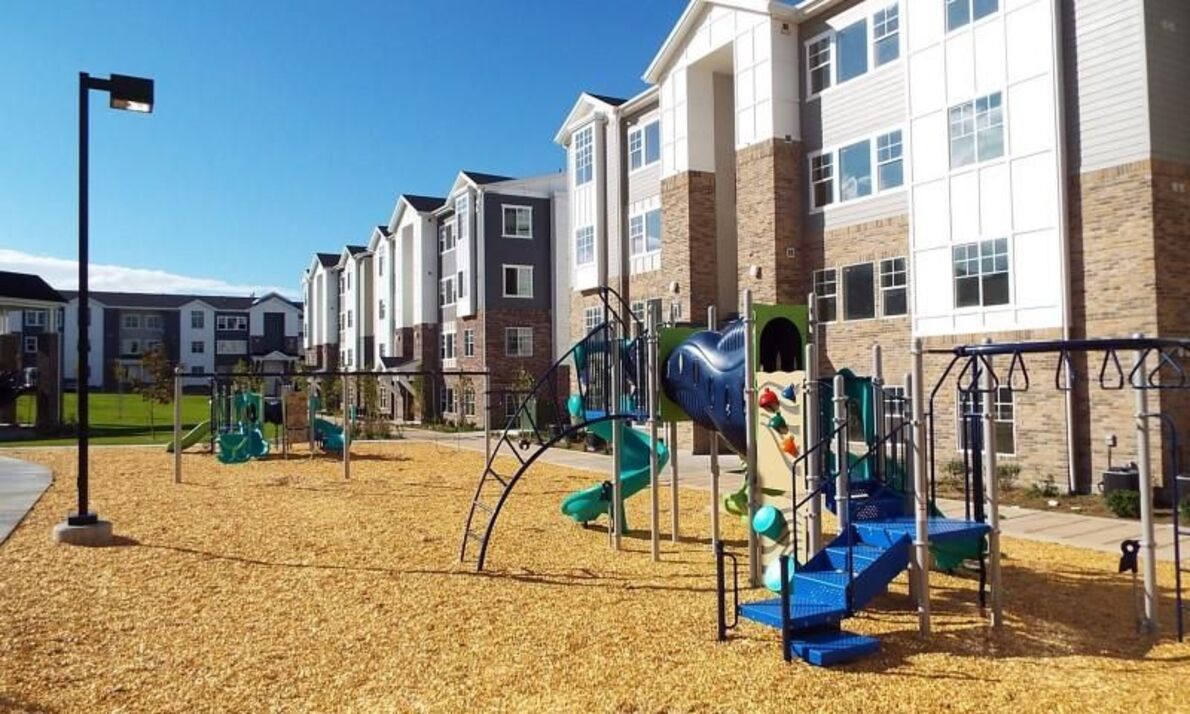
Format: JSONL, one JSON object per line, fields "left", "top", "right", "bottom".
{"left": 560, "top": 396, "right": 670, "bottom": 525}
{"left": 217, "top": 427, "right": 269, "bottom": 464}
{"left": 313, "top": 417, "right": 344, "bottom": 453}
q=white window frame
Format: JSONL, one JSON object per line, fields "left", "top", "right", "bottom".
{"left": 629, "top": 208, "right": 662, "bottom": 257}
{"left": 841, "top": 261, "right": 877, "bottom": 322}
{"left": 504, "top": 326, "right": 533, "bottom": 357}
{"left": 809, "top": 151, "right": 835, "bottom": 209}
{"left": 440, "top": 322, "right": 457, "bottom": 364}
{"left": 122, "top": 314, "right": 141, "bottom": 330}
{"left": 191, "top": 340, "right": 205, "bottom": 354}
{"left": 879, "top": 257, "right": 908, "bottom": 317}
{"left": 805, "top": 4, "right": 902, "bottom": 101}
{"left": 23, "top": 309, "right": 47, "bottom": 328}
{"left": 23, "top": 335, "right": 38, "bottom": 354}
{"left": 814, "top": 269, "right": 838, "bottom": 323}
{"left": 872, "top": 3, "right": 900, "bottom": 68}
{"left": 946, "top": 0, "right": 999, "bottom": 34}
{"left": 502, "top": 205, "right": 533, "bottom": 239}
{"left": 378, "top": 299, "right": 386, "bottom": 320}
{"left": 949, "top": 91, "right": 1004, "bottom": 169}
{"left": 953, "top": 238, "right": 1011, "bottom": 309}
{"left": 956, "top": 385, "right": 1016, "bottom": 456}
{"left": 438, "top": 218, "right": 457, "bottom": 254}
{"left": 440, "top": 276, "right": 457, "bottom": 307}
{"left": 463, "top": 328, "right": 475, "bottom": 357}
{"left": 805, "top": 31, "right": 833, "bottom": 98}
{"left": 462, "top": 387, "right": 476, "bottom": 418}
{"left": 574, "top": 226, "right": 595, "bottom": 266}
{"left": 502, "top": 264, "right": 534, "bottom": 299}
{"left": 583, "top": 306, "right": 602, "bottom": 334}
{"left": 876, "top": 129, "right": 904, "bottom": 191}
{"left": 145, "top": 314, "right": 163, "bottom": 330}
{"left": 574, "top": 125, "right": 594, "bottom": 186}
{"left": 809, "top": 125, "right": 906, "bottom": 212}
{"left": 628, "top": 119, "right": 661, "bottom": 173}
{"left": 190, "top": 310, "right": 204, "bottom": 329}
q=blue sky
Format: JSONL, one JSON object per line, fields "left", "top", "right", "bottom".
{"left": 0, "top": 0, "right": 684, "bottom": 297}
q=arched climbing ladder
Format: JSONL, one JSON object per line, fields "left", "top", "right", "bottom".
{"left": 458, "top": 287, "right": 646, "bottom": 570}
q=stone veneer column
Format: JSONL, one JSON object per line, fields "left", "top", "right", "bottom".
{"left": 661, "top": 171, "right": 718, "bottom": 320}
{"left": 736, "top": 138, "right": 804, "bottom": 304}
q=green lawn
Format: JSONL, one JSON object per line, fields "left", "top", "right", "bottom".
{"left": 3, "top": 392, "right": 213, "bottom": 447}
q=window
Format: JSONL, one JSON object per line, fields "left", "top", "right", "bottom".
{"left": 836, "top": 19, "right": 868, "bottom": 83}
{"left": 575, "top": 226, "right": 595, "bottom": 266}
{"left": 583, "top": 306, "right": 602, "bottom": 334}
{"left": 505, "top": 327, "right": 533, "bottom": 357}
{"left": 190, "top": 310, "right": 204, "bottom": 329}
{"left": 503, "top": 265, "right": 533, "bottom": 299}
{"left": 440, "top": 277, "right": 457, "bottom": 307}
{"left": 145, "top": 339, "right": 163, "bottom": 353}
{"left": 23, "top": 336, "right": 37, "bottom": 354}
{"left": 441, "top": 386, "right": 457, "bottom": 414}
{"left": 843, "top": 263, "right": 876, "bottom": 320}
{"left": 191, "top": 341, "right": 205, "bottom": 354}
{"left": 876, "top": 130, "right": 903, "bottom": 190}
{"left": 123, "top": 314, "right": 141, "bottom": 329}
{"left": 873, "top": 4, "right": 899, "bottom": 66}
{"left": 879, "top": 257, "right": 908, "bottom": 316}
{"left": 807, "top": 35, "right": 832, "bottom": 94}
{"left": 839, "top": 139, "right": 872, "bottom": 201}
{"left": 216, "top": 340, "right": 248, "bottom": 355}
{"left": 347, "top": 311, "right": 353, "bottom": 329}
{"left": 379, "top": 343, "right": 386, "bottom": 358}
{"left": 953, "top": 238, "right": 1009, "bottom": 308}
{"left": 440, "top": 323, "right": 457, "bottom": 362}
{"left": 628, "top": 120, "right": 661, "bottom": 171}
{"left": 629, "top": 208, "right": 662, "bottom": 256}
{"left": 455, "top": 195, "right": 470, "bottom": 245}
{"left": 884, "top": 385, "right": 908, "bottom": 424}
{"left": 814, "top": 269, "right": 838, "bottom": 322}
{"left": 145, "top": 314, "right": 162, "bottom": 330}
{"left": 947, "top": 0, "right": 998, "bottom": 32}
{"left": 378, "top": 249, "right": 384, "bottom": 277}
{"left": 122, "top": 339, "right": 141, "bottom": 355}
{"left": 949, "top": 92, "right": 1003, "bottom": 168}
{"left": 811, "top": 154, "right": 834, "bottom": 208}
{"left": 463, "top": 388, "right": 476, "bottom": 417}
{"left": 191, "top": 366, "right": 203, "bottom": 375}
{"left": 502, "top": 205, "right": 533, "bottom": 238}
{"left": 439, "top": 219, "right": 456, "bottom": 253}
{"left": 574, "top": 126, "right": 593, "bottom": 186}
{"left": 463, "top": 328, "right": 475, "bottom": 357}
{"left": 216, "top": 315, "right": 247, "bottom": 331}
{"left": 958, "top": 386, "right": 1015, "bottom": 454}
{"left": 457, "top": 270, "right": 466, "bottom": 300}
{"left": 23, "top": 310, "right": 47, "bottom": 328}
{"left": 378, "top": 299, "right": 386, "bottom": 320}
{"left": 505, "top": 393, "right": 521, "bottom": 419}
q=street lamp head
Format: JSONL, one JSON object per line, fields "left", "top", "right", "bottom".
{"left": 107, "top": 74, "right": 154, "bottom": 113}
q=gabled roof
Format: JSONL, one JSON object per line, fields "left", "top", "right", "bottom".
{"left": 366, "top": 225, "right": 391, "bottom": 252}
{"left": 588, "top": 93, "right": 627, "bottom": 107}
{"left": 461, "top": 171, "right": 515, "bottom": 185}
{"left": 403, "top": 194, "right": 445, "bottom": 213}
{"left": 59, "top": 290, "right": 301, "bottom": 311}
{"left": 554, "top": 88, "right": 659, "bottom": 145}
{"left": 642, "top": 0, "right": 803, "bottom": 84}
{"left": 0, "top": 271, "right": 65, "bottom": 303}
{"left": 317, "top": 253, "right": 340, "bottom": 268}
{"left": 345, "top": 245, "right": 369, "bottom": 256}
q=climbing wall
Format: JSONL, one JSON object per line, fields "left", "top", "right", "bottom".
{"left": 754, "top": 370, "right": 806, "bottom": 572}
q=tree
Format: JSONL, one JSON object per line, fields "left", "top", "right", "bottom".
{"left": 232, "top": 358, "right": 263, "bottom": 393}
{"left": 137, "top": 346, "right": 174, "bottom": 439}
{"left": 113, "top": 362, "right": 130, "bottom": 419}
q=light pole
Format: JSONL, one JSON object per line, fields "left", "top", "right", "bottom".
{"left": 54, "top": 72, "right": 154, "bottom": 546}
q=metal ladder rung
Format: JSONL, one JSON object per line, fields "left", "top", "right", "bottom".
{"left": 464, "top": 530, "right": 485, "bottom": 543}
{"left": 472, "top": 500, "right": 493, "bottom": 514}
{"left": 485, "top": 468, "right": 508, "bottom": 488}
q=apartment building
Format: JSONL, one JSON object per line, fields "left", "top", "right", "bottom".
{"left": 558, "top": 0, "right": 1188, "bottom": 490}
{"left": 302, "top": 253, "right": 342, "bottom": 371}
{"left": 59, "top": 291, "right": 303, "bottom": 393}
{"left": 336, "top": 244, "right": 373, "bottom": 371}
{"left": 0, "top": 271, "right": 65, "bottom": 427}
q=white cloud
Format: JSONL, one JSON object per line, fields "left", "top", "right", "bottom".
{"left": 0, "top": 249, "right": 298, "bottom": 300}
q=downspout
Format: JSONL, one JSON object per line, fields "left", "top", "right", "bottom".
{"left": 1050, "top": 0, "right": 1078, "bottom": 494}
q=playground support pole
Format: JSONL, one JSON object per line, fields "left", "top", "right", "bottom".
{"left": 172, "top": 366, "right": 181, "bottom": 484}
{"left": 805, "top": 340, "right": 821, "bottom": 558}
{"left": 1133, "top": 337, "right": 1158, "bottom": 633}
{"left": 872, "top": 345, "right": 885, "bottom": 481}
{"left": 611, "top": 323, "right": 624, "bottom": 550}
{"left": 981, "top": 343, "right": 1003, "bottom": 630}
{"left": 670, "top": 419, "right": 679, "bottom": 543}
{"left": 342, "top": 374, "right": 351, "bottom": 481}
{"left": 708, "top": 305, "right": 720, "bottom": 555}
{"left": 648, "top": 310, "right": 661, "bottom": 562}
{"left": 281, "top": 384, "right": 288, "bottom": 460}
{"left": 910, "top": 338, "right": 931, "bottom": 635}
{"left": 483, "top": 371, "right": 491, "bottom": 466}
{"left": 833, "top": 374, "right": 849, "bottom": 534}
{"left": 743, "top": 289, "right": 761, "bottom": 587}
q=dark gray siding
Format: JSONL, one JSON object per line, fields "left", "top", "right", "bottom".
{"left": 1145, "top": 0, "right": 1190, "bottom": 163}
{"left": 483, "top": 192, "right": 553, "bottom": 311}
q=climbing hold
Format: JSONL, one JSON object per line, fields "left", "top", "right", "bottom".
{"left": 782, "top": 434, "right": 799, "bottom": 457}
{"left": 758, "top": 388, "right": 779, "bottom": 411}
{"left": 762, "top": 557, "right": 797, "bottom": 594}
{"left": 768, "top": 412, "right": 787, "bottom": 431}
{"left": 752, "top": 505, "right": 788, "bottom": 541}
{"left": 782, "top": 384, "right": 797, "bottom": 401}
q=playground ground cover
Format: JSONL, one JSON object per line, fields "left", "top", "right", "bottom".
{"left": 6, "top": 393, "right": 222, "bottom": 447}
{"left": 1, "top": 443, "right": 1187, "bottom": 712}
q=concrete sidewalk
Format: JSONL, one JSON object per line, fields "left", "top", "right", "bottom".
{"left": 404, "top": 428, "right": 1187, "bottom": 561}
{"left": 0, "top": 455, "right": 52, "bottom": 545}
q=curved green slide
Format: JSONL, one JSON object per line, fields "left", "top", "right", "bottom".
{"left": 560, "top": 396, "right": 669, "bottom": 526}
{"left": 166, "top": 420, "right": 211, "bottom": 453}
{"left": 217, "top": 428, "right": 270, "bottom": 464}
{"left": 313, "top": 418, "right": 344, "bottom": 453}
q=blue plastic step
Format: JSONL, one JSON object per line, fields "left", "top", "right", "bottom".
{"left": 789, "top": 630, "right": 880, "bottom": 666}
{"left": 854, "top": 516, "right": 989, "bottom": 546}
{"left": 738, "top": 599, "right": 846, "bottom": 630}
{"left": 850, "top": 496, "right": 906, "bottom": 521}
{"left": 823, "top": 544, "right": 884, "bottom": 569}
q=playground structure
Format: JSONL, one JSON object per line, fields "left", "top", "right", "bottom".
{"left": 459, "top": 287, "right": 1189, "bottom": 665}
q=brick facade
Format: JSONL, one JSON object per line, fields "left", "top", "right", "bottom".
{"left": 660, "top": 171, "right": 718, "bottom": 321}
{"left": 737, "top": 139, "right": 804, "bottom": 304}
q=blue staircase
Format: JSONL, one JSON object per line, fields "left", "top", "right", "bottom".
{"left": 735, "top": 478, "right": 988, "bottom": 666}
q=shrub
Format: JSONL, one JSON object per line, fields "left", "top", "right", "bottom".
{"left": 1180, "top": 497, "right": 1190, "bottom": 523}
{"left": 1105, "top": 489, "right": 1141, "bottom": 519}
{"left": 996, "top": 463, "right": 1021, "bottom": 492}
{"left": 941, "top": 459, "right": 965, "bottom": 491}
{"left": 1027, "top": 476, "right": 1060, "bottom": 499}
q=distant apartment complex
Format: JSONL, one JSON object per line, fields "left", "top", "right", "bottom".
{"left": 301, "top": 170, "right": 569, "bottom": 423}
{"left": 58, "top": 291, "right": 303, "bottom": 393}
{"left": 550, "top": 0, "right": 1188, "bottom": 489}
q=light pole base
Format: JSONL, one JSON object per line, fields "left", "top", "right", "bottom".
{"left": 52, "top": 518, "right": 113, "bottom": 546}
